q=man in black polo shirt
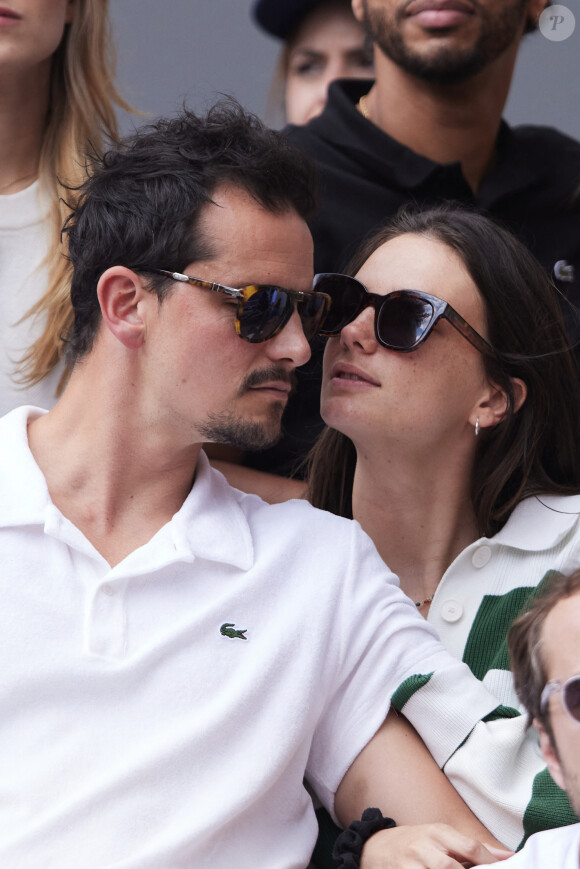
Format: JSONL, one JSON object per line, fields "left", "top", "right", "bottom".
{"left": 243, "top": 0, "right": 580, "bottom": 479}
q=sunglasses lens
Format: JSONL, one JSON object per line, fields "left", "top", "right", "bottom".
{"left": 238, "top": 287, "right": 329, "bottom": 343}
{"left": 299, "top": 294, "right": 330, "bottom": 340}
{"left": 314, "top": 274, "right": 365, "bottom": 335}
{"left": 377, "top": 294, "right": 434, "bottom": 350}
{"left": 564, "top": 677, "right": 580, "bottom": 722}
{"left": 238, "top": 287, "right": 291, "bottom": 342}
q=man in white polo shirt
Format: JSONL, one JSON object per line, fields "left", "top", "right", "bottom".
{"left": 505, "top": 571, "right": 580, "bottom": 868}
{"left": 0, "top": 101, "right": 508, "bottom": 868}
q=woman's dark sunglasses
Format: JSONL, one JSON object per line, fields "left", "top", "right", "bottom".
{"left": 148, "top": 269, "right": 331, "bottom": 343}
{"left": 313, "top": 273, "right": 493, "bottom": 355}
{"left": 541, "top": 674, "right": 580, "bottom": 725}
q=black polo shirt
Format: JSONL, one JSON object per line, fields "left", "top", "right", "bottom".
{"left": 244, "top": 79, "right": 580, "bottom": 477}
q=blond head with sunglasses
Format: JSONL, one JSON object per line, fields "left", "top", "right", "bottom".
{"left": 504, "top": 571, "right": 580, "bottom": 866}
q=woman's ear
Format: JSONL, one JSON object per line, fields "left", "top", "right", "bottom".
{"left": 96, "top": 267, "right": 148, "bottom": 350}
{"left": 535, "top": 719, "right": 566, "bottom": 791}
{"left": 510, "top": 377, "right": 528, "bottom": 415}
{"left": 469, "top": 376, "right": 527, "bottom": 432}
{"left": 65, "top": 0, "right": 75, "bottom": 24}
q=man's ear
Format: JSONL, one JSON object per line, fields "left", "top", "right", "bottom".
{"left": 351, "top": 0, "right": 364, "bottom": 24}
{"left": 469, "top": 376, "right": 527, "bottom": 433}
{"left": 536, "top": 719, "right": 566, "bottom": 791}
{"left": 526, "top": 0, "right": 549, "bottom": 28}
{"left": 96, "top": 267, "right": 148, "bottom": 350}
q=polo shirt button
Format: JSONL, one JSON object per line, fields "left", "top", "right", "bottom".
{"left": 102, "top": 584, "right": 114, "bottom": 597}
{"left": 471, "top": 546, "right": 491, "bottom": 568}
{"left": 441, "top": 600, "right": 463, "bottom": 623}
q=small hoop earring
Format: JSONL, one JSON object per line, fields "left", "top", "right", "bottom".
{"left": 475, "top": 417, "right": 480, "bottom": 437}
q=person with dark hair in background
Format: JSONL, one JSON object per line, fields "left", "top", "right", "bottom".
{"left": 0, "top": 102, "right": 513, "bottom": 869}
{"left": 253, "top": 0, "right": 373, "bottom": 125}
{"left": 242, "top": 0, "right": 580, "bottom": 481}
{"left": 505, "top": 570, "right": 580, "bottom": 866}
{"left": 305, "top": 204, "right": 580, "bottom": 859}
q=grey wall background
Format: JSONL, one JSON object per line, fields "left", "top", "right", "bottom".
{"left": 110, "top": 0, "right": 580, "bottom": 139}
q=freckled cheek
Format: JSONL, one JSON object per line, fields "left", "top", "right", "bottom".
{"left": 446, "top": 352, "right": 487, "bottom": 394}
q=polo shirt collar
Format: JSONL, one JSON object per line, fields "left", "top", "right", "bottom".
{"left": 305, "top": 79, "right": 538, "bottom": 200}
{"left": 171, "top": 451, "right": 254, "bottom": 571}
{"left": 305, "top": 79, "right": 444, "bottom": 191}
{"left": 490, "top": 494, "right": 580, "bottom": 552}
{"left": 0, "top": 406, "right": 51, "bottom": 526}
{"left": 0, "top": 407, "right": 254, "bottom": 572}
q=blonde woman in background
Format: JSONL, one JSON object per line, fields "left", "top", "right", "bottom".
{"left": 253, "top": 0, "right": 373, "bottom": 125}
{"left": 0, "top": 0, "right": 133, "bottom": 413}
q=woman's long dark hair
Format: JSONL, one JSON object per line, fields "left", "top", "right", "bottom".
{"left": 307, "top": 205, "right": 580, "bottom": 537}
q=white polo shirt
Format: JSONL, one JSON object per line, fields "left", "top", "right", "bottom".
{"left": 0, "top": 407, "right": 498, "bottom": 868}
{"left": 500, "top": 823, "right": 580, "bottom": 867}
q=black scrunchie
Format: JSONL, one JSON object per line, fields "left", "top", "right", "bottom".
{"left": 332, "top": 808, "right": 396, "bottom": 868}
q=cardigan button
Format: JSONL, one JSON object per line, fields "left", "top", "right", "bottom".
{"left": 441, "top": 600, "right": 463, "bottom": 623}
{"left": 471, "top": 546, "right": 492, "bottom": 568}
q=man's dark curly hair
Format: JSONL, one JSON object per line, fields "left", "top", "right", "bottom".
{"left": 63, "top": 99, "right": 317, "bottom": 363}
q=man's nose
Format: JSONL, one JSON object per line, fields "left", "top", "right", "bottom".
{"left": 266, "top": 306, "right": 312, "bottom": 368}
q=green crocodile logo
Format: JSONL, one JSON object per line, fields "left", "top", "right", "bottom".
{"left": 220, "top": 622, "right": 247, "bottom": 640}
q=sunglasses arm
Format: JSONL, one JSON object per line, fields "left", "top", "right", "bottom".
{"left": 162, "top": 270, "right": 243, "bottom": 299}
{"left": 445, "top": 307, "right": 494, "bottom": 356}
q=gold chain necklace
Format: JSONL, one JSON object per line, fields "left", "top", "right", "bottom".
{"left": 357, "top": 94, "right": 370, "bottom": 120}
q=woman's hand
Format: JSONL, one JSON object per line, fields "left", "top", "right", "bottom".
{"left": 361, "top": 823, "right": 513, "bottom": 868}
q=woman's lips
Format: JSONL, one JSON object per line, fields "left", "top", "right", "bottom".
{"left": 330, "top": 363, "right": 380, "bottom": 387}
{"left": 0, "top": 7, "right": 21, "bottom": 25}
